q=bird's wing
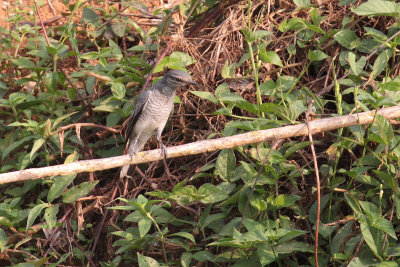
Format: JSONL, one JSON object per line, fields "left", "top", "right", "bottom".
{"left": 123, "top": 89, "right": 150, "bottom": 142}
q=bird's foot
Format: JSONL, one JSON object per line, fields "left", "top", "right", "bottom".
{"left": 128, "top": 151, "right": 137, "bottom": 160}
{"left": 160, "top": 143, "right": 168, "bottom": 159}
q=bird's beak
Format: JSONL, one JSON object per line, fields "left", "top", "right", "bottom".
{"left": 189, "top": 80, "right": 199, "bottom": 86}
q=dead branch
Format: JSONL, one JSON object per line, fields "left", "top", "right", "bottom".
{"left": 1, "top": 105, "right": 400, "bottom": 184}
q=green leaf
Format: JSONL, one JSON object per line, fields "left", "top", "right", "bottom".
{"left": 252, "top": 30, "right": 271, "bottom": 41}
{"left": 62, "top": 181, "right": 99, "bottom": 203}
{"left": 347, "top": 52, "right": 366, "bottom": 76}
{"left": 26, "top": 203, "right": 49, "bottom": 234}
{"left": 190, "top": 91, "right": 218, "bottom": 104}
{"left": 80, "top": 51, "right": 98, "bottom": 60}
{"left": 12, "top": 58, "right": 36, "bottom": 69}
{"left": 111, "top": 22, "right": 127, "bottom": 37}
{"left": 273, "top": 194, "right": 302, "bottom": 209}
{"left": 339, "top": 0, "right": 357, "bottom": 6}
{"left": 137, "top": 252, "right": 160, "bottom": 267}
{"left": 0, "top": 228, "right": 8, "bottom": 252}
{"left": 52, "top": 112, "right": 78, "bottom": 129}
{"left": 169, "top": 232, "right": 196, "bottom": 244}
{"left": 44, "top": 205, "right": 59, "bottom": 230}
{"left": 360, "top": 221, "right": 384, "bottom": 259}
{"left": 2, "top": 136, "right": 35, "bottom": 160}
{"left": 294, "top": 0, "right": 310, "bottom": 8}
{"left": 215, "top": 149, "right": 236, "bottom": 181}
{"left": 308, "top": 50, "right": 329, "bottom": 62}
{"left": 333, "top": 29, "right": 360, "bottom": 50}
{"left": 111, "top": 82, "right": 126, "bottom": 99}
{"left": 371, "top": 50, "right": 392, "bottom": 78}
{"left": 191, "top": 251, "right": 216, "bottom": 262}
{"left": 373, "top": 217, "right": 397, "bottom": 240}
{"left": 30, "top": 138, "right": 45, "bottom": 160}
{"left": 154, "top": 52, "right": 195, "bottom": 73}
{"left": 47, "top": 174, "right": 77, "bottom": 202}
{"left": 260, "top": 50, "right": 283, "bottom": 66}
{"left": 257, "top": 244, "right": 277, "bottom": 265}
{"left": 353, "top": 0, "right": 400, "bottom": 16}
{"left": 275, "top": 241, "right": 313, "bottom": 253}
{"left": 199, "top": 183, "right": 229, "bottom": 203}
{"left": 138, "top": 218, "right": 152, "bottom": 238}
{"left": 82, "top": 7, "right": 99, "bottom": 24}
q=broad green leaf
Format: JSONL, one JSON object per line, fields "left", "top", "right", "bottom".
{"left": 191, "top": 251, "right": 216, "bottom": 262}
{"left": 339, "top": 0, "right": 357, "bottom": 6}
{"left": 26, "top": 203, "right": 49, "bottom": 234}
{"left": 252, "top": 30, "right": 271, "bottom": 41}
{"left": 47, "top": 174, "right": 77, "bottom": 202}
{"left": 294, "top": 0, "right": 310, "bottom": 8}
{"left": 215, "top": 149, "right": 236, "bottom": 181}
{"left": 0, "top": 228, "right": 7, "bottom": 252}
{"left": 169, "top": 232, "right": 196, "bottom": 244}
{"left": 138, "top": 218, "right": 152, "bottom": 238}
{"left": 275, "top": 241, "right": 313, "bottom": 253}
{"left": 331, "top": 221, "right": 354, "bottom": 255}
{"left": 44, "top": 205, "right": 59, "bottom": 230}
{"left": 273, "top": 194, "right": 301, "bottom": 209}
{"left": 257, "top": 244, "right": 277, "bottom": 265}
{"left": 198, "top": 183, "right": 229, "bottom": 203}
{"left": 347, "top": 52, "right": 366, "bottom": 76}
{"left": 181, "top": 252, "right": 191, "bottom": 267}
{"left": 190, "top": 91, "right": 218, "bottom": 104}
{"left": 154, "top": 52, "right": 195, "bottom": 73}
{"left": 12, "top": 58, "right": 36, "bottom": 69}
{"left": 360, "top": 221, "right": 384, "bottom": 259}
{"left": 373, "top": 217, "right": 397, "bottom": 240}
{"left": 62, "top": 181, "right": 99, "bottom": 203}
{"left": 111, "top": 82, "right": 126, "bottom": 99}
{"left": 2, "top": 136, "right": 35, "bottom": 160}
{"left": 260, "top": 50, "right": 283, "bottom": 66}
{"left": 353, "top": 0, "right": 400, "bottom": 16}
{"left": 52, "top": 112, "right": 78, "bottom": 129}
{"left": 111, "top": 22, "right": 127, "bottom": 37}
{"left": 82, "top": 7, "right": 99, "bottom": 24}
{"left": 334, "top": 30, "right": 360, "bottom": 50}
{"left": 81, "top": 51, "right": 98, "bottom": 60}
{"left": 137, "top": 253, "right": 160, "bottom": 267}
{"left": 308, "top": 50, "right": 329, "bottom": 62}
{"left": 201, "top": 213, "right": 225, "bottom": 230}
{"left": 286, "top": 17, "right": 307, "bottom": 31}
{"left": 364, "top": 27, "right": 387, "bottom": 41}
{"left": 371, "top": 50, "right": 393, "bottom": 78}
{"left": 30, "top": 138, "right": 45, "bottom": 160}
{"left": 284, "top": 141, "right": 310, "bottom": 158}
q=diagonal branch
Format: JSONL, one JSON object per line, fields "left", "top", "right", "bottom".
{"left": 1, "top": 105, "right": 400, "bottom": 184}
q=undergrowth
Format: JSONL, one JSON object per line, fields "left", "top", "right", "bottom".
{"left": 1, "top": 0, "right": 400, "bottom": 266}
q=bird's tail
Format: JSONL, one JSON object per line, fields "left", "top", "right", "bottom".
{"left": 120, "top": 141, "right": 138, "bottom": 178}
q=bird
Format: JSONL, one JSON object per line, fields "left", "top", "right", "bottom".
{"left": 120, "top": 69, "right": 198, "bottom": 178}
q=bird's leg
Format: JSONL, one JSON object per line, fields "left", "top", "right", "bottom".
{"left": 127, "top": 137, "right": 139, "bottom": 159}
{"left": 156, "top": 135, "right": 178, "bottom": 182}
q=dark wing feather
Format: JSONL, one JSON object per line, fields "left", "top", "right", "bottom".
{"left": 123, "top": 90, "right": 150, "bottom": 143}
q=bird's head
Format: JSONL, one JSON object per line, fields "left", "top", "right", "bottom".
{"left": 163, "top": 69, "right": 198, "bottom": 88}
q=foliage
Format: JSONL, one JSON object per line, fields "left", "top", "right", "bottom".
{"left": 1, "top": 0, "right": 400, "bottom": 266}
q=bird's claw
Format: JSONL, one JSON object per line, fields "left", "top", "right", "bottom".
{"left": 160, "top": 143, "right": 168, "bottom": 159}
{"left": 128, "top": 151, "right": 137, "bottom": 160}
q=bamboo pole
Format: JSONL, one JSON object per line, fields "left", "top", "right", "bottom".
{"left": 1, "top": 105, "right": 400, "bottom": 184}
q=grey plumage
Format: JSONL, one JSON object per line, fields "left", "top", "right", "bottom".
{"left": 120, "top": 69, "right": 197, "bottom": 178}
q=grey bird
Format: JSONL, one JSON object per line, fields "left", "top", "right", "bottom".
{"left": 120, "top": 69, "right": 197, "bottom": 178}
